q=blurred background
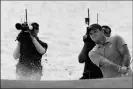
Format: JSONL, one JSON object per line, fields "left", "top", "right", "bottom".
{"left": 1, "top": 1, "right": 132, "bottom": 80}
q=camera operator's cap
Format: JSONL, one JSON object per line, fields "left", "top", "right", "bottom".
{"left": 87, "top": 23, "right": 102, "bottom": 34}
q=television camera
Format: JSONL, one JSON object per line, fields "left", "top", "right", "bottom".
{"left": 84, "top": 9, "right": 98, "bottom": 43}
{"left": 15, "top": 9, "right": 34, "bottom": 44}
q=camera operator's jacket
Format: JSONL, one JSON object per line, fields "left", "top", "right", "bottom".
{"left": 19, "top": 37, "right": 48, "bottom": 67}
{"left": 78, "top": 35, "right": 103, "bottom": 79}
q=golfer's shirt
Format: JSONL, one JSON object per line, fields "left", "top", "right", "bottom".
{"left": 89, "top": 35, "right": 127, "bottom": 78}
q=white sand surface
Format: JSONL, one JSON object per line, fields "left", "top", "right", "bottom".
{"left": 1, "top": 76, "right": 132, "bottom": 88}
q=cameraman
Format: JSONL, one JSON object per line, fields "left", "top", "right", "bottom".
{"left": 78, "top": 32, "right": 103, "bottom": 79}
{"left": 13, "top": 22, "right": 48, "bottom": 80}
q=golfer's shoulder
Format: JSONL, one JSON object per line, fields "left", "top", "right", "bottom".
{"left": 90, "top": 45, "right": 99, "bottom": 53}
{"left": 111, "top": 34, "right": 122, "bottom": 40}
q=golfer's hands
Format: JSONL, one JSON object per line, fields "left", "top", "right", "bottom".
{"left": 120, "top": 66, "right": 128, "bottom": 75}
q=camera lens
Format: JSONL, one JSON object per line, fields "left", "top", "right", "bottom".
{"left": 15, "top": 23, "right": 22, "bottom": 30}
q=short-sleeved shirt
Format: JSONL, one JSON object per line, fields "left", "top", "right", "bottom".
{"left": 19, "top": 37, "right": 48, "bottom": 68}
{"left": 89, "top": 35, "right": 127, "bottom": 78}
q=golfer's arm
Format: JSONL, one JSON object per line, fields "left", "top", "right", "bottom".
{"left": 89, "top": 51, "right": 121, "bottom": 72}
{"left": 116, "top": 35, "right": 131, "bottom": 67}
{"left": 119, "top": 45, "right": 131, "bottom": 67}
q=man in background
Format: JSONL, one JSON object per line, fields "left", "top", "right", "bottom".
{"left": 102, "top": 25, "right": 111, "bottom": 37}
{"left": 78, "top": 28, "right": 103, "bottom": 79}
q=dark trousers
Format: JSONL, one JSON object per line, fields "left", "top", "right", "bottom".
{"left": 80, "top": 71, "right": 103, "bottom": 80}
